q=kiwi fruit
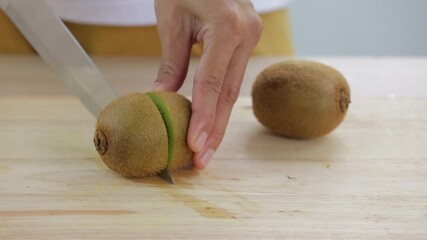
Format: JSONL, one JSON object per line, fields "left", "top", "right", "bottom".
{"left": 93, "top": 91, "right": 193, "bottom": 178}
{"left": 252, "top": 60, "right": 351, "bottom": 139}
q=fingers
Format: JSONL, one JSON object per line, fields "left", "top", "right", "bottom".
{"left": 187, "top": 34, "right": 238, "bottom": 154}
{"left": 192, "top": 44, "right": 252, "bottom": 169}
{"left": 152, "top": 0, "right": 264, "bottom": 170}
{"left": 192, "top": 14, "right": 263, "bottom": 169}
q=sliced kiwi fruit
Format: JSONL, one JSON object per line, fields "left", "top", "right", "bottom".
{"left": 152, "top": 92, "right": 193, "bottom": 170}
{"left": 146, "top": 92, "right": 175, "bottom": 169}
{"left": 93, "top": 92, "right": 193, "bottom": 178}
{"left": 252, "top": 60, "right": 351, "bottom": 139}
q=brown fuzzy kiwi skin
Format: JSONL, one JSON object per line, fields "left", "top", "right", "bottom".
{"left": 94, "top": 93, "right": 168, "bottom": 177}
{"left": 251, "top": 60, "right": 351, "bottom": 139}
{"left": 153, "top": 92, "right": 193, "bottom": 171}
{"left": 94, "top": 92, "right": 194, "bottom": 178}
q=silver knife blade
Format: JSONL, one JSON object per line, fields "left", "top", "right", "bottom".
{"left": 158, "top": 168, "right": 175, "bottom": 184}
{"left": 1, "top": 0, "right": 117, "bottom": 116}
{"left": 1, "top": 0, "right": 176, "bottom": 184}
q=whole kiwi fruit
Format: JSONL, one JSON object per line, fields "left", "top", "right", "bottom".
{"left": 93, "top": 91, "right": 193, "bottom": 178}
{"left": 252, "top": 60, "right": 351, "bottom": 139}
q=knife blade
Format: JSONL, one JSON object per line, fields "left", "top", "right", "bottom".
{"left": 157, "top": 168, "right": 175, "bottom": 185}
{"left": 1, "top": 0, "right": 175, "bottom": 184}
{"left": 1, "top": 0, "right": 117, "bottom": 117}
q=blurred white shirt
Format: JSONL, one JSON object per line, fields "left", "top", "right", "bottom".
{"left": 48, "top": 0, "right": 291, "bottom": 26}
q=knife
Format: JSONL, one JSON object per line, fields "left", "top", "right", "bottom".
{"left": 1, "top": 0, "right": 175, "bottom": 184}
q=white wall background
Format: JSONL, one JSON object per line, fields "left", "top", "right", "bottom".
{"left": 288, "top": 0, "right": 427, "bottom": 56}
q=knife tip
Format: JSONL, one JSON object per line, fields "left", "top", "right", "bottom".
{"left": 158, "top": 168, "right": 175, "bottom": 184}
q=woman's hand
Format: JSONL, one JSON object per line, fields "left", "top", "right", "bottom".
{"left": 153, "top": 0, "right": 263, "bottom": 169}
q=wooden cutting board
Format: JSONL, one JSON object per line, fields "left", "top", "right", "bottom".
{"left": 0, "top": 56, "right": 426, "bottom": 239}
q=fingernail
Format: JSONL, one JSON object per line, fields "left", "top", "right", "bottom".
{"left": 144, "top": 82, "right": 162, "bottom": 92}
{"left": 194, "top": 131, "right": 207, "bottom": 153}
{"left": 200, "top": 148, "right": 215, "bottom": 169}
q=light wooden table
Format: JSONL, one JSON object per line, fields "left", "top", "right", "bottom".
{"left": 0, "top": 55, "right": 426, "bottom": 239}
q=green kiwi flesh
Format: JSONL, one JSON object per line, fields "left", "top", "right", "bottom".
{"left": 146, "top": 92, "right": 175, "bottom": 168}
{"left": 152, "top": 92, "right": 193, "bottom": 170}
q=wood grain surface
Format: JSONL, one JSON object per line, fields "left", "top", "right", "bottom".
{"left": 0, "top": 55, "right": 426, "bottom": 239}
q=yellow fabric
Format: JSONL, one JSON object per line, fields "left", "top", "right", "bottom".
{"left": 64, "top": 23, "right": 163, "bottom": 56}
{"left": 254, "top": 9, "right": 294, "bottom": 55}
{"left": 0, "top": 11, "right": 34, "bottom": 53}
{"left": 0, "top": 9, "right": 293, "bottom": 56}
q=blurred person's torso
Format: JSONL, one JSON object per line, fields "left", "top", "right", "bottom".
{"left": 48, "top": 0, "right": 292, "bottom": 26}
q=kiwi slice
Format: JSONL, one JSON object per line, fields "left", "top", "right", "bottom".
{"left": 94, "top": 92, "right": 193, "bottom": 178}
{"left": 252, "top": 60, "right": 351, "bottom": 139}
{"left": 146, "top": 92, "right": 175, "bottom": 168}
{"left": 151, "top": 92, "right": 193, "bottom": 171}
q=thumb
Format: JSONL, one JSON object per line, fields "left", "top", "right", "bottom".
{"left": 147, "top": 34, "right": 192, "bottom": 92}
